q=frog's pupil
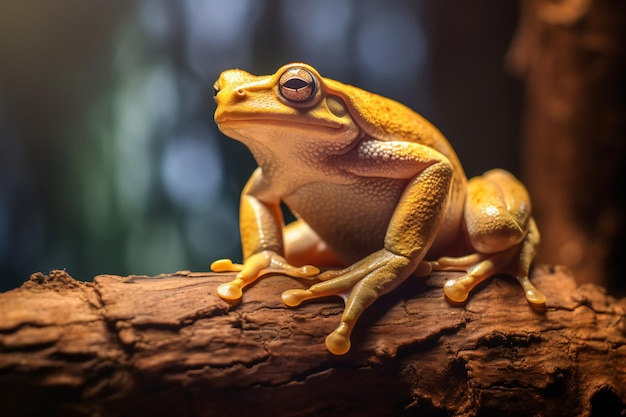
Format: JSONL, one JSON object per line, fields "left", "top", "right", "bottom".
{"left": 284, "top": 78, "right": 309, "bottom": 91}
{"left": 212, "top": 86, "right": 219, "bottom": 97}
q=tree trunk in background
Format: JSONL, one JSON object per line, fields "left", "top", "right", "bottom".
{"left": 1, "top": 269, "right": 625, "bottom": 416}
{"left": 508, "top": 0, "right": 626, "bottom": 293}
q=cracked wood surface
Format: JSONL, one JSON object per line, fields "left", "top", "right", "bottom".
{"left": 1, "top": 266, "right": 625, "bottom": 417}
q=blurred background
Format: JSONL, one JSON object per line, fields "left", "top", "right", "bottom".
{"left": 1, "top": 1, "right": 622, "bottom": 294}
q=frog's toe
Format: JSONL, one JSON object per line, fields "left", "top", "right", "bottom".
{"left": 519, "top": 275, "right": 546, "bottom": 305}
{"left": 287, "top": 264, "right": 320, "bottom": 279}
{"left": 316, "top": 269, "right": 344, "bottom": 281}
{"left": 325, "top": 323, "right": 352, "bottom": 355}
{"left": 216, "top": 280, "right": 244, "bottom": 300}
{"left": 281, "top": 289, "right": 311, "bottom": 307}
{"left": 211, "top": 259, "right": 243, "bottom": 273}
{"left": 443, "top": 275, "right": 472, "bottom": 303}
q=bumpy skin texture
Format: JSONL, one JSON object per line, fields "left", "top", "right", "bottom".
{"left": 211, "top": 63, "right": 546, "bottom": 355}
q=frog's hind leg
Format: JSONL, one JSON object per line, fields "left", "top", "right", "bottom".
{"left": 432, "top": 218, "right": 545, "bottom": 305}
{"left": 433, "top": 169, "right": 546, "bottom": 305}
{"left": 284, "top": 220, "right": 344, "bottom": 268}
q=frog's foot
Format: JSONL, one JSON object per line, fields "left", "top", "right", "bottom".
{"left": 282, "top": 249, "right": 416, "bottom": 355}
{"left": 211, "top": 251, "right": 319, "bottom": 301}
{"left": 281, "top": 270, "right": 361, "bottom": 355}
{"left": 451, "top": 173, "right": 546, "bottom": 306}
{"left": 325, "top": 322, "right": 353, "bottom": 355}
{"left": 433, "top": 250, "right": 515, "bottom": 303}
{"left": 431, "top": 226, "right": 546, "bottom": 306}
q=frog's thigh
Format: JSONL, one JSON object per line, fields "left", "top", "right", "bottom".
{"left": 464, "top": 169, "right": 531, "bottom": 254}
{"left": 284, "top": 220, "right": 343, "bottom": 267}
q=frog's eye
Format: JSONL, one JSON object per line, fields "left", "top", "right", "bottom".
{"left": 279, "top": 67, "right": 316, "bottom": 103}
{"left": 212, "top": 82, "right": 220, "bottom": 100}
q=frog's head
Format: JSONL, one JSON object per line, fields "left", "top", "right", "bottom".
{"left": 213, "top": 63, "right": 361, "bottom": 158}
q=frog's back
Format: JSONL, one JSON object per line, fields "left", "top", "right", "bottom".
{"left": 323, "top": 78, "right": 464, "bottom": 173}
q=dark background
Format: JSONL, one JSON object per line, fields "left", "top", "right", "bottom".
{"left": 0, "top": 1, "right": 523, "bottom": 291}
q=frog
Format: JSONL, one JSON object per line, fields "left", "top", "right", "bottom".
{"left": 210, "top": 62, "right": 546, "bottom": 355}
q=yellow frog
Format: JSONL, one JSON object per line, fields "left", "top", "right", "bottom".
{"left": 211, "top": 63, "right": 546, "bottom": 355}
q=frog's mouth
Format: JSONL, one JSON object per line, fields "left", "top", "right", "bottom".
{"left": 215, "top": 114, "right": 345, "bottom": 131}
{"left": 217, "top": 117, "right": 360, "bottom": 154}
{"left": 216, "top": 118, "right": 360, "bottom": 149}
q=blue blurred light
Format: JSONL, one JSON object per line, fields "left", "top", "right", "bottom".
{"left": 184, "top": 204, "right": 239, "bottom": 261}
{"left": 280, "top": 0, "right": 353, "bottom": 73}
{"left": 161, "top": 126, "right": 223, "bottom": 213}
{"left": 356, "top": 7, "right": 426, "bottom": 79}
{"left": 183, "top": 0, "right": 261, "bottom": 78}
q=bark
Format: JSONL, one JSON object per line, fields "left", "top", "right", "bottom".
{"left": 1, "top": 267, "right": 625, "bottom": 417}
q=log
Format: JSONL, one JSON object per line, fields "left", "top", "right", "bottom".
{"left": 1, "top": 267, "right": 625, "bottom": 417}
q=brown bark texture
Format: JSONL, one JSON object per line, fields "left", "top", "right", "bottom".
{"left": 509, "top": 0, "right": 626, "bottom": 290}
{"left": 1, "top": 267, "right": 625, "bottom": 417}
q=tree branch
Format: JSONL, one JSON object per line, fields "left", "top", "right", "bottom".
{"left": 1, "top": 266, "right": 625, "bottom": 416}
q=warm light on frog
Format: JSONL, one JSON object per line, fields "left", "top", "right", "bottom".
{"left": 211, "top": 62, "right": 546, "bottom": 355}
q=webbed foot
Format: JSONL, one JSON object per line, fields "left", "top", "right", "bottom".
{"left": 432, "top": 219, "right": 546, "bottom": 305}
{"left": 282, "top": 249, "right": 416, "bottom": 355}
{"left": 211, "top": 251, "right": 319, "bottom": 301}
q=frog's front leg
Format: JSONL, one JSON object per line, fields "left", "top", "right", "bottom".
{"left": 282, "top": 249, "right": 418, "bottom": 354}
{"left": 212, "top": 168, "right": 319, "bottom": 300}
{"left": 432, "top": 169, "right": 546, "bottom": 305}
{"left": 284, "top": 145, "right": 454, "bottom": 354}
